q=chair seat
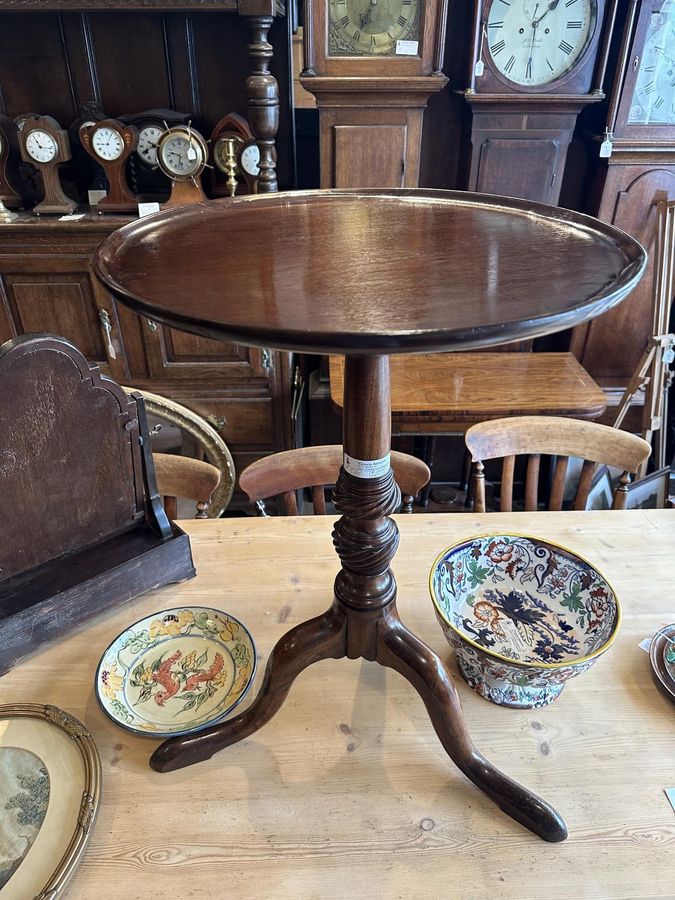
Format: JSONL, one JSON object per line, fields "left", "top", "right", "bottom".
{"left": 329, "top": 353, "right": 606, "bottom": 433}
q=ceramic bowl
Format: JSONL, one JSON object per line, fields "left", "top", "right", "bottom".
{"left": 96, "top": 606, "right": 256, "bottom": 737}
{"left": 429, "top": 534, "right": 620, "bottom": 708}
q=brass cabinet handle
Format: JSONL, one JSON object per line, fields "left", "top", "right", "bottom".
{"left": 98, "top": 308, "right": 117, "bottom": 360}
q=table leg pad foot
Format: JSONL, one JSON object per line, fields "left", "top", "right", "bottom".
{"left": 149, "top": 607, "right": 346, "bottom": 772}
{"left": 376, "top": 614, "right": 567, "bottom": 842}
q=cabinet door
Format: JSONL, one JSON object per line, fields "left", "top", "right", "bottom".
{"left": 333, "top": 125, "right": 407, "bottom": 188}
{"left": 139, "top": 319, "right": 269, "bottom": 382}
{"left": 0, "top": 269, "right": 127, "bottom": 380}
{"left": 474, "top": 138, "right": 561, "bottom": 204}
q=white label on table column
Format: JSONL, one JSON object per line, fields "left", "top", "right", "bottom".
{"left": 343, "top": 453, "right": 391, "bottom": 479}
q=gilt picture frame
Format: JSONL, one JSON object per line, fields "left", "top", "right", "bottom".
{"left": 0, "top": 704, "right": 101, "bottom": 898}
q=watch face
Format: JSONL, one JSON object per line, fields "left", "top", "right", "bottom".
{"left": 328, "top": 0, "right": 421, "bottom": 57}
{"left": 137, "top": 125, "right": 164, "bottom": 166}
{"left": 25, "top": 130, "right": 58, "bottom": 163}
{"left": 92, "top": 126, "right": 124, "bottom": 161}
{"left": 628, "top": 3, "right": 675, "bottom": 126}
{"left": 158, "top": 130, "right": 206, "bottom": 178}
{"left": 486, "top": 0, "right": 597, "bottom": 87}
{"left": 240, "top": 143, "right": 260, "bottom": 176}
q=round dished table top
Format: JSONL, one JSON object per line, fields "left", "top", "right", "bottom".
{"left": 94, "top": 189, "right": 646, "bottom": 356}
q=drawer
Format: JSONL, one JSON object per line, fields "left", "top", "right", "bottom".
{"left": 189, "top": 397, "right": 275, "bottom": 449}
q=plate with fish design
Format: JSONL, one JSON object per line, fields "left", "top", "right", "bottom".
{"left": 96, "top": 607, "right": 256, "bottom": 737}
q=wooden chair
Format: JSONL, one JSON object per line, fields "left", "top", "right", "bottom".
{"left": 465, "top": 416, "right": 652, "bottom": 512}
{"left": 153, "top": 452, "right": 222, "bottom": 519}
{"left": 239, "top": 445, "right": 430, "bottom": 515}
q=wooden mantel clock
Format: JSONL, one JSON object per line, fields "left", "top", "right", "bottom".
{"left": 80, "top": 119, "right": 139, "bottom": 213}
{"left": 463, "top": 0, "right": 618, "bottom": 204}
{"left": 300, "top": 0, "right": 450, "bottom": 188}
{"left": 18, "top": 115, "right": 77, "bottom": 215}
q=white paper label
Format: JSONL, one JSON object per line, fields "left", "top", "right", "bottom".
{"left": 88, "top": 189, "right": 107, "bottom": 206}
{"left": 58, "top": 212, "right": 86, "bottom": 221}
{"left": 187, "top": 146, "right": 198, "bottom": 161}
{"left": 396, "top": 40, "right": 418, "bottom": 56}
{"left": 474, "top": 59, "right": 485, "bottom": 77}
{"left": 343, "top": 453, "right": 391, "bottom": 479}
{"left": 599, "top": 138, "right": 613, "bottom": 159}
{"left": 138, "top": 202, "right": 161, "bottom": 218}
{"left": 638, "top": 637, "right": 652, "bottom": 653}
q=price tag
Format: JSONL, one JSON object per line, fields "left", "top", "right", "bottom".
{"left": 138, "top": 202, "right": 161, "bottom": 218}
{"left": 599, "top": 138, "right": 613, "bottom": 159}
{"left": 474, "top": 59, "right": 485, "bottom": 77}
{"left": 396, "top": 40, "right": 418, "bottom": 56}
{"left": 187, "top": 146, "right": 198, "bottom": 161}
{"left": 88, "top": 189, "right": 107, "bottom": 206}
{"left": 343, "top": 453, "right": 391, "bottom": 479}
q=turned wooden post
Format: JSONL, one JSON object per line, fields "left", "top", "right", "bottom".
{"left": 244, "top": 15, "right": 279, "bottom": 193}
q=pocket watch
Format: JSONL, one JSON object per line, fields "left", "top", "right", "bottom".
{"left": 80, "top": 118, "right": 139, "bottom": 213}
{"left": 156, "top": 124, "right": 208, "bottom": 208}
{"left": 18, "top": 115, "right": 77, "bottom": 215}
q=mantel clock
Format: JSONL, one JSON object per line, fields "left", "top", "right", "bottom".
{"left": 18, "top": 115, "right": 77, "bottom": 215}
{"left": 463, "top": 0, "right": 617, "bottom": 204}
{"left": 156, "top": 124, "right": 209, "bottom": 208}
{"left": 80, "top": 119, "right": 139, "bottom": 213}
{"left": 0, "top": 114, "right": 21, "bottom": 215}
{"left": 300, "top": 0, "right": 449, "bottom": 188}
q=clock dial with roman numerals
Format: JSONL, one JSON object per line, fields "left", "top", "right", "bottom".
{"left": 486, "top": 0, "right": 597, "bottom": 87}
{"left": 328, "top": 0, "right": 421, "bottom": 57}
{"left": 628, "top": 1, "right": 675, "bottom": 125}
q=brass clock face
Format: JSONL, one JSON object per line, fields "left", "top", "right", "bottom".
{"left": 328, "top": 0, "right": 421, "bottom": 57}
{"left": 486, "top": 0, "right": 597, "bottom": 87}
{"left": 628, "top": 2, "right": 675, "bottom": 126}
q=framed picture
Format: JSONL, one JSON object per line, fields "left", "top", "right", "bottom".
{"left": 0, "top": 704, "right": 101, "bottom": 897}
{"left": 586, "top": 465, "right": 614, "bottom": 511}
{"left": 625, "top": 467, "right": 671, "bottom": 510}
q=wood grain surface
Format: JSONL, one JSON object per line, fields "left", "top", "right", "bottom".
{"left": 93, "top": 189, "right": 646, "bottom": 355}
{"left": 330, "top": 352, "right": 608, "bottom": 425}
{"left": 1, "top": 512, "right": 674, "bottom": 898}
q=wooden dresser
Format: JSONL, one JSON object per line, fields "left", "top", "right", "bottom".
{"left": 0, "top": 214, "right": 293, "bottom": 507}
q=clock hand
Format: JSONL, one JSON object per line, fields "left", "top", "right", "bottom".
{"left": 533, "top": 0, "right": 560, "bottom": 27}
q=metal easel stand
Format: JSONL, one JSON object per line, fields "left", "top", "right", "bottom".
{"left": 613, "top": 199, "right": 675, "bottom": 477}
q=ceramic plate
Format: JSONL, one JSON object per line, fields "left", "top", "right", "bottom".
{"left": 649, "top": 623, "right": 675, "bottom": 706}
{"left": 96, "top": 607, "right": 256, "bottom": 737}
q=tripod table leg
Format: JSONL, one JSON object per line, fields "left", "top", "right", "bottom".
{"left": 376, "top": 612, "right": 568, "bottom": 843}
{"left": 150, "top": 606, "right": 346, "bottom": 773}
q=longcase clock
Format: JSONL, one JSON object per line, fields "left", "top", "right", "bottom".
{"left": 570, "top": 0, "right": 675, "bottom": 420}
{"left": 300, "top": 0, "right": 449, "bottom": 188}
{"left": 463, "top": 0, "right": 617, "bottom": 204}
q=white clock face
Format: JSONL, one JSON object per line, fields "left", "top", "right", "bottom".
{"left": 486, "top": 0, "right": 597, "bottom": 87}
{"left": 240, "top": 143, "right": 260, "bottom": 176}
{"left": 25, "top": 129, "right": 58, "bottom": 163}
{"left": 628, "top": 3, "right": 675, "bottom": 125}
{"left": 92, "top": 126, "right": 124, "bottom": 161}
{"left": 159, "top": 132, "right": 205, "bottom": 178}
{"left": 137, "top": 125, "right": 164, "bottom": 166}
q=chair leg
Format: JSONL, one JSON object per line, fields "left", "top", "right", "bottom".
{"left": 375, "top": 611, "right": 568, "bottom": 842}
{"left": 149, "top": 606, "right": 347, "bottom": 772}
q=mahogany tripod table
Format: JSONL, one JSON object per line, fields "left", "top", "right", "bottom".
{"left": 95, "top": 189, "right": 645, "bottom": 842}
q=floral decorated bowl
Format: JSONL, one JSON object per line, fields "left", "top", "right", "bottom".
{"left": 429, "top": 534, "right": 620, "bottom": 709}
{"left": 96, "top": 607, "right": 256, "bottom": 737}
